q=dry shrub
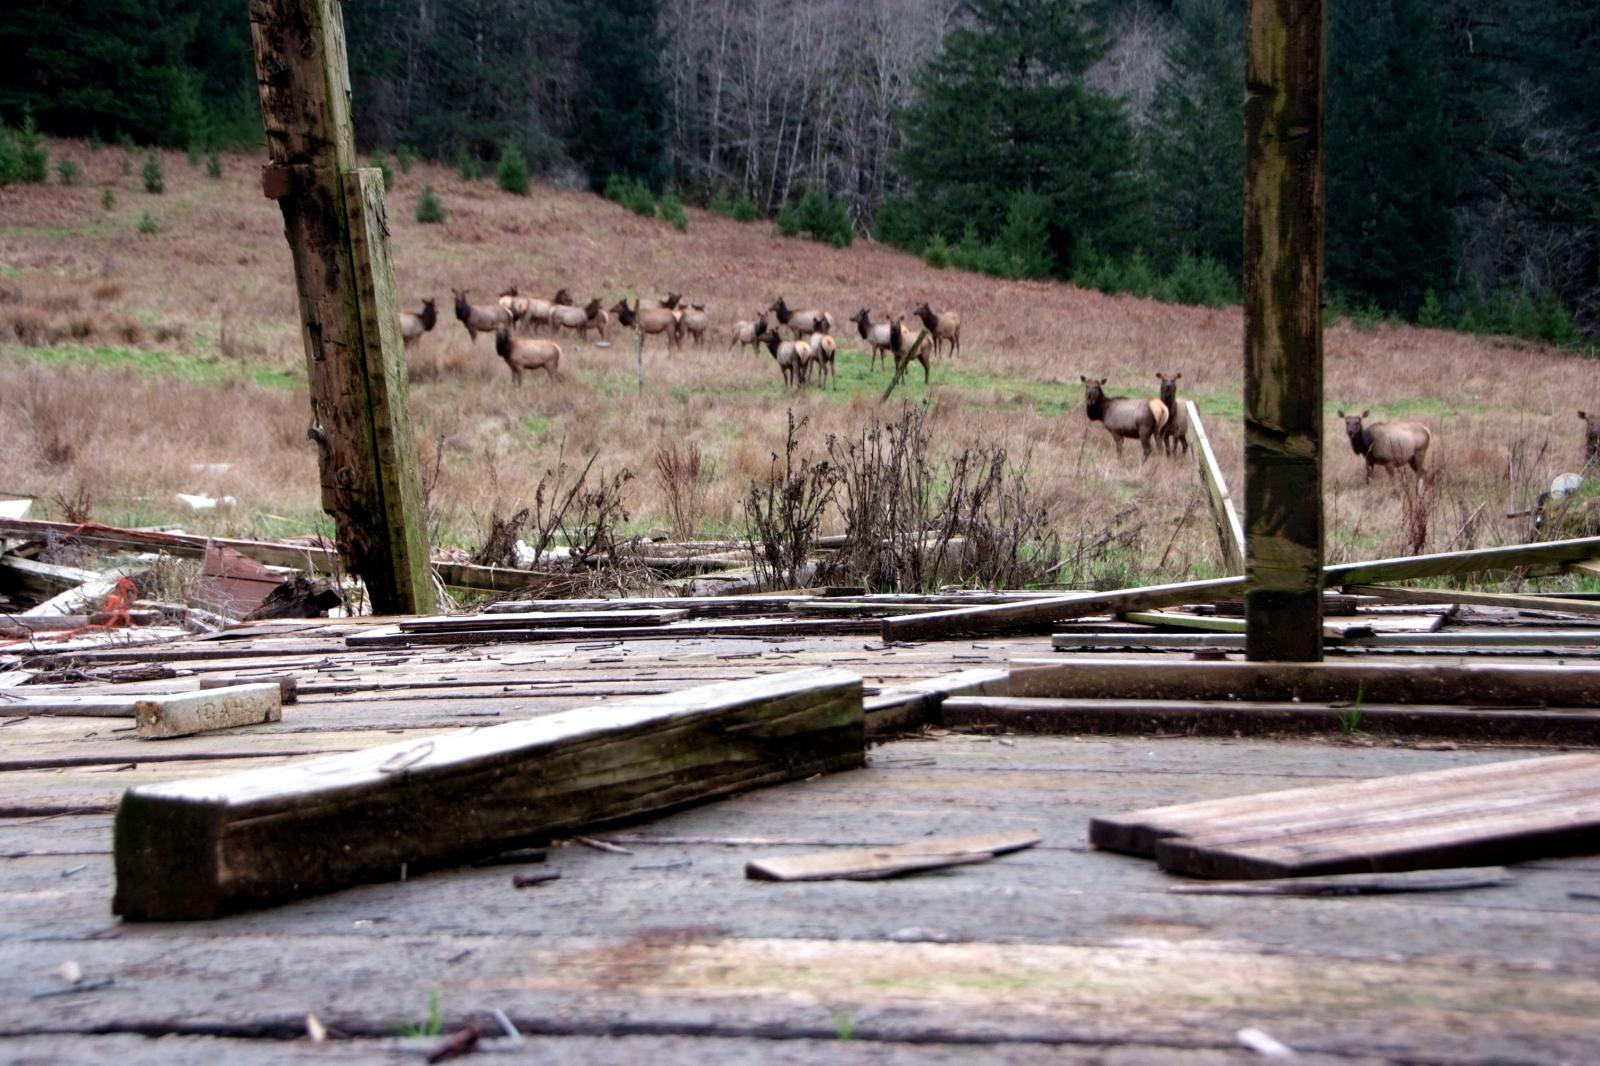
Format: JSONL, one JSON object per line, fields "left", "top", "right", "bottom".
{"left": 12, "top": 365, "right": 96, "bottom": 466}
{"left": 653, "top": 440, "right": 711, "bottom": 540}
{"left": 742, "top": 412, "right": 840, "bottom": 589}
{"left": 92, "top": 281, "right": 124, "bottom": 302}
{"left": 1399, "top": 466, "right": 1446, "bottom": 555}
{"left": 51, "top": 484, "right": 94, "bottom": 523}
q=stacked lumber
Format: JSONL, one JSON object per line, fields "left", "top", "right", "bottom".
{"left": 1090, "top": 753, "right": 1600, "bottom": 878}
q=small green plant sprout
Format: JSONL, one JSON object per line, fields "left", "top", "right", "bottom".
{"left": 57, "top": 157, "right": 80, "bottom": 186}
{"left": 416, "top": 184, "right": 445, "bottom": 224}
{"left": 136, "top": 211, "right": 158, "bottom": 235}
{"left": 101, "top": 188, "right": 116, "bottom": 210}
{"left": 1337, "top": 682, "right": 1368, "bottom": 735}
{"left": 400, "top": 990, "right": 445, "bottom": 1038}
{"left": 834, "top": 1009, "right": 857, "bottom": 1041}
{"left": 142, "top": 153, "right": 164, "bottom": 194}
{"left": 206, "top": 152, "right": 222, "bottom": 179}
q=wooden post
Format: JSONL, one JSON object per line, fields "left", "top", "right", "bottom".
{"left": 635, "top": 323, "right": 646, "bottom": 393}
{"left": 1243, "top": 0, "right": 1326, "bottom": 661}
{"left": 248, "top": 0, "right": 434, "bottom": 615}
{"left": 1187, "top": 401, "right": 1245, "bottom": 573}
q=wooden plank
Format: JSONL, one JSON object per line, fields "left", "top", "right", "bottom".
{"left": 113, "top": 668, "right": 864, "bottom": 920}
{"left": 1187, "top": 402, "right": 1244, "bottom": 574}
{"left": 863, "top": 667, "right": 1010, "bottom": 735}
{"left": 1168, "top": 867, "right": 1515, "bottom": 896}
{"left": 1053, "top": 629, "right": 1600, "bottom": 651}
{"left": 248, "top": 0, "right": 433, "bottom": 613}
{"left": 0, "top": 517, "right": 339, "bottom": 572}
{"left": 397, "top": 609, "right": 691, "bottom": 632}
{"left": 134, "top": 684, "right": 283, "bottom": 740}
{"left": 1565, "top": 557, "right": 1600, "bottom": 579}
{"left": 1346, "top": 584, "right": 1600, "bottom": 619}
{"left": 347, "top": 617, "right": 886, "bottom": 647}
{"left": 1088, "top": 752, "right": 1600, "bottom": 857}
{"left": 1243, "top": 0, "right": 1328, "bottom": 661}
{"left": 1010, "top": 657, "right": 1600, "bottom": 706}
{"left": 745, "top": 830, "right": 1040, "bottom": 881}
{"left": 882, "top": 536, "right": 1600, "bottom": 642}
{"left": 940, "top": 696, "right": 1600, "bottom": 745}
{"left": 0, "top": 554, "right": 98, "bottom": 598}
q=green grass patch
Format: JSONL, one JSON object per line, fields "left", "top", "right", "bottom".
{"left": 6, "top": 344, "right": 303, "bottom": 390}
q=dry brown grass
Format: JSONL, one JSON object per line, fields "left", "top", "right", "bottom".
{"left": 2, "top": 137, "right": 1596, "bottom": 582}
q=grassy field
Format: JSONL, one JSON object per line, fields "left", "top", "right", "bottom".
{"left": 2, "top": 139, "right": 1594, "bottom": 589}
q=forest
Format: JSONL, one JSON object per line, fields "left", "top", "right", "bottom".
{"left": 1, "top": 0, "right": 1595, "bottom": 340}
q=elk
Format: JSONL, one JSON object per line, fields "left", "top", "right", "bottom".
{"left": 885, "top": 317, "right": 930, "bottom": 384}
{"left": 806, "top": 329, "right": 837, "bottom": 388}
{"left": 680, "top": 303, "right": 710, "bottom": 346}
{"left": 849, "top": 308, "right": 897, "bottom": 371}
{"left": 498, "top": 287, "right": 529, "bottom": 327}
{"left": 1340, "top": 410, "right": 1431, "bottom": 485}
{"left": 399, "top": 298, "right": 436, "bottom": 349}
{"left": 730, "top": 313, "right": 768, "bottom": 354}
{"left": 769, "top": 296, "right": 832, "bottom": 338}
{"left": 912, "top": 302, "right": 961, "bottom": 358}
{"left": 550, "top": 289, "right": 591, "bottom": 334}
{"left": 1081, "top": 376, "right": 1168, "bottom": 462}
{"left": 1155, "top": 372, "right": 1191, "bottom": 457}
{"left": 611, "top": 299, "right": 683, "bottom": 348}
{"left": 759, "top": 329, "right": 812, "bottom": 389}
{"left": 494, "top": 327, "right": 561, "bottom": 385}
{"left": 1579, "top": 411, "right": 1600, "bottom": 463}
{"left": 454, "top": 289, "right": 512, "bottom": 344}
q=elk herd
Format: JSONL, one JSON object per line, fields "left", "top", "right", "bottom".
{"left": 397, "top": 285, "right": 962, "bottom": 393}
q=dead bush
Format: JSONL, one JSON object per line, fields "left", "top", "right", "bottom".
{"left": 654, "top": 441, "right": 711, "bottom": 540}
{"left": 51, "top": 484, "right": 94, "bottom": 523}
{"left": 742, "top": 412, "right": 839, "bottom": 589}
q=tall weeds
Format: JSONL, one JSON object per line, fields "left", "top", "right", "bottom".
{"left": 742, "top": 412, "right": 839, "bottom": 589}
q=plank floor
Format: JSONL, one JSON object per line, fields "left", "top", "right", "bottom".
{"left": 2, "top": 620, "right": 1598, "bottom": 1062}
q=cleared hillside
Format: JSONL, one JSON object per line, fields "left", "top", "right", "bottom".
{"left": 1, "top": 141, "right": 1590, "bottom": 586}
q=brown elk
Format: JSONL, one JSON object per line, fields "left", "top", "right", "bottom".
{"left": 806, "top": 329, "right": 837, "bottom": 388}
{"left": 494, "top": 327, "right": 561, "bottom": 384}
{"left": 611, "top": 299, "right": 683, "bottom": 348}
{"left": 1155, "top": 372, "right": 1191, "bottom": 457}
{"left": 455, "top": 289, "right": 512, "bottom": 343}
{"left": 849, "top": 308, "right": 896, "bottom": 370}
{"left": 550, "top": 289, "right": 591, "bottom": 334}
{"left": 759, "top": 329, "right": 812, "bottom": 389}
{"left": 1340, "top": 410, "right": 1431, "bottom": 484}
{"left": 769, "top": 296, "right": 832, "bottom": 338}
{"left": 886, "top": 317, "right": 930, "bottom": 383}
{"left": 729, "top": 313, "right": 768, "bottom": 354}
{"left": 912, "top": 302, "right": 961, "bottom": 358}
{"left": 1081, "top": 376, "right": 1168, "bottom": 462}
{"left": 1579, "top": 411, "right": 1600, "bottom": 463}
{"left": 399, "top": 298, "right": 436, "bottom": 349}
{"left": 681, "top": 303, "right": 710, "bottom": 346}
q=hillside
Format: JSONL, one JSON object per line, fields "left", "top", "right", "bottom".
{"left": 1, "top": 140, "right": 1592, "bottom": 586}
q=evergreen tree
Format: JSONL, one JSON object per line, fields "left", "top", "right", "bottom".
{"left": 1326, "top": 0, "right": 1457, "bottom": 317}
{"left": 568, "top": 0, "right": 670, "bottom": 191}
{"left": 895, "top": 0, "right": 1146, "bottom": 275}
{"left": 1142, "top": 0, "right": 1243, "bottom": 276}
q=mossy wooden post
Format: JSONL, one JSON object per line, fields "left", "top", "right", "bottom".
{"left": 248, "top": 0, "right": 434, "bottom": 615}
{"left": 1243, "top": 0, "right": 1325, "bottom": 661}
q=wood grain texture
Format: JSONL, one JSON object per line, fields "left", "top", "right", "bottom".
{"left": 1187, "top": 402, "right": 1245, "bottom": 574}
{"left": 133, "top": 684, "right": 283, "bottom": 740}
{"left": 113, "top": 668, "right": 864, "bottom": 920}
{"left": 745, "top": 830, "right": 1040, "bottom": 881}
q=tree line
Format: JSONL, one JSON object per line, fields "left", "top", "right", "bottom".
{"left": 1, "top": 0, "right": 1593, "bottom": 340}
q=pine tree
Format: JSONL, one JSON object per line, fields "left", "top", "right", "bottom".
{"left": 895, "top": 0, "right": 1146, "bottom": 276}
{"left": 1142, "top": 0, "right": 1244, "bottom": 276}
{"left": 568, "top": 0, "right": 670, "bottom": 191}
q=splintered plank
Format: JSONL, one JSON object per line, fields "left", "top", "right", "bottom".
{"left": 113, "top": 668, "right": 864, "bottom": 920}
{"left": 1167, "top": 867, "right": 1515, "bottom": 896}
{"left": 133, "top": 684, "right": 282, "bottom": 740}
{"left": 745, "top": 830, "right": 1041, "bottom": 881}
{"left": 1010, "top": 657, "right": 1600, "bottom": 706}
{"left": 1090, "top": 753, "right": 1600, "bottom": 879}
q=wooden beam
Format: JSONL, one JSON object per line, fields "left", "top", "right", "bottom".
{"left": 248, "top": 0, "right": 433, "bottom": 615}
{"left": 1345, "top": 584, "right": 1600, "bottom": 618}
{"left": 134, "top": 684, "right": 283, "bottom": 740}
{"left": 0, "top": 517, "right": 340, "bottom": 572}
{"left": 1010, "top": 657, "right": 1600, "bottom": 706}
{"left": 113, "top": 668, "right": 864, "bottom": 920}
{"left": 881, "top": 535, "right": 1600, "bottom": 641}
{"left": 1244, "top": 0, "right": 1328, "bottom": 662}
{"left": 1187, "top": 402, "right": 1244, "bottom": 573}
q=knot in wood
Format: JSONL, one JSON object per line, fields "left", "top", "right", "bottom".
{"left": 336, "top": 467, "right": 356, "bottom": 488}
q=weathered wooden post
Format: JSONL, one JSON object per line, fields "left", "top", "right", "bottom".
{"left": 248, "top": 0, "right": 435, "bottom": 615}
{"left": 1243, "top": 0, "right": 1325, "bottom": 661}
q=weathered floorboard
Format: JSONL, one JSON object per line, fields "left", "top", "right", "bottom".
{"left": 113, "top": 668, "right": 864, "bottom": 920}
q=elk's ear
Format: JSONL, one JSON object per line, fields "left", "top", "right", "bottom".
{"left": 1580, "top": 411, "right": 1589, "bottom": 420}
{"left": 1175, "top": 373, "right": 1182, "bottom": 381}
{"left": 1336, "top": 410, "right": 1345, "bottom": 418}
{"left": 1361, "top": 409, "right": 1370, "bottom": 419}
{"left": 1080, "top": 375, "right": 1088, "bottom": 383}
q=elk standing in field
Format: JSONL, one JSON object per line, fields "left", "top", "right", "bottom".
{"left": 681, "top": 303, "right": 710, "bottom": 346}
{"left": 1081, "top": 376, "right": 1168, "bottom": 462}
{"left": 806, "top": 328, "right": 837, "bottom": 388}
{"left": 769, "top": 296, "right": 832, "bottom": 338}
{"left": 886, "top": 317, "right": 930, "bottom": 384}
{"left": 759, "top": 329, "right": 812, "bottom": 389}
{"left": 494, "top": 327, "right": 561, "bottom": 385}
{"left": 550, "top": 289, "right": 592, "bottom": 335}
{"left": 1340, "top": 410, "right": 1431, "bottom": 485}
{"left": 730, "top": 313, "right": 768, "bottom": 354}
{"left": 399, "top": 298, "right": 436, "bottom": 349}
{"left": 1155, "top": 372, "right": 1191, "bottom": 457}
{"left": 455, "top": 289, "right": 512, "bottom": 344}
{"left": 849, "top": 308, "right": 896, "bottom": 371}
{"left": 912, "top": 301, "right": 961, "bottom": 358}
{"left": 1579, "top": 410, "right": 1600, "bottom": 464}
{"left": 612, "top": 299, "right": 683, "bottom": 349}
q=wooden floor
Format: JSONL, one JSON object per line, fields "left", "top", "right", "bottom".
{"left": 3, "top": 619, "right": 1599, "bottom": 1062}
